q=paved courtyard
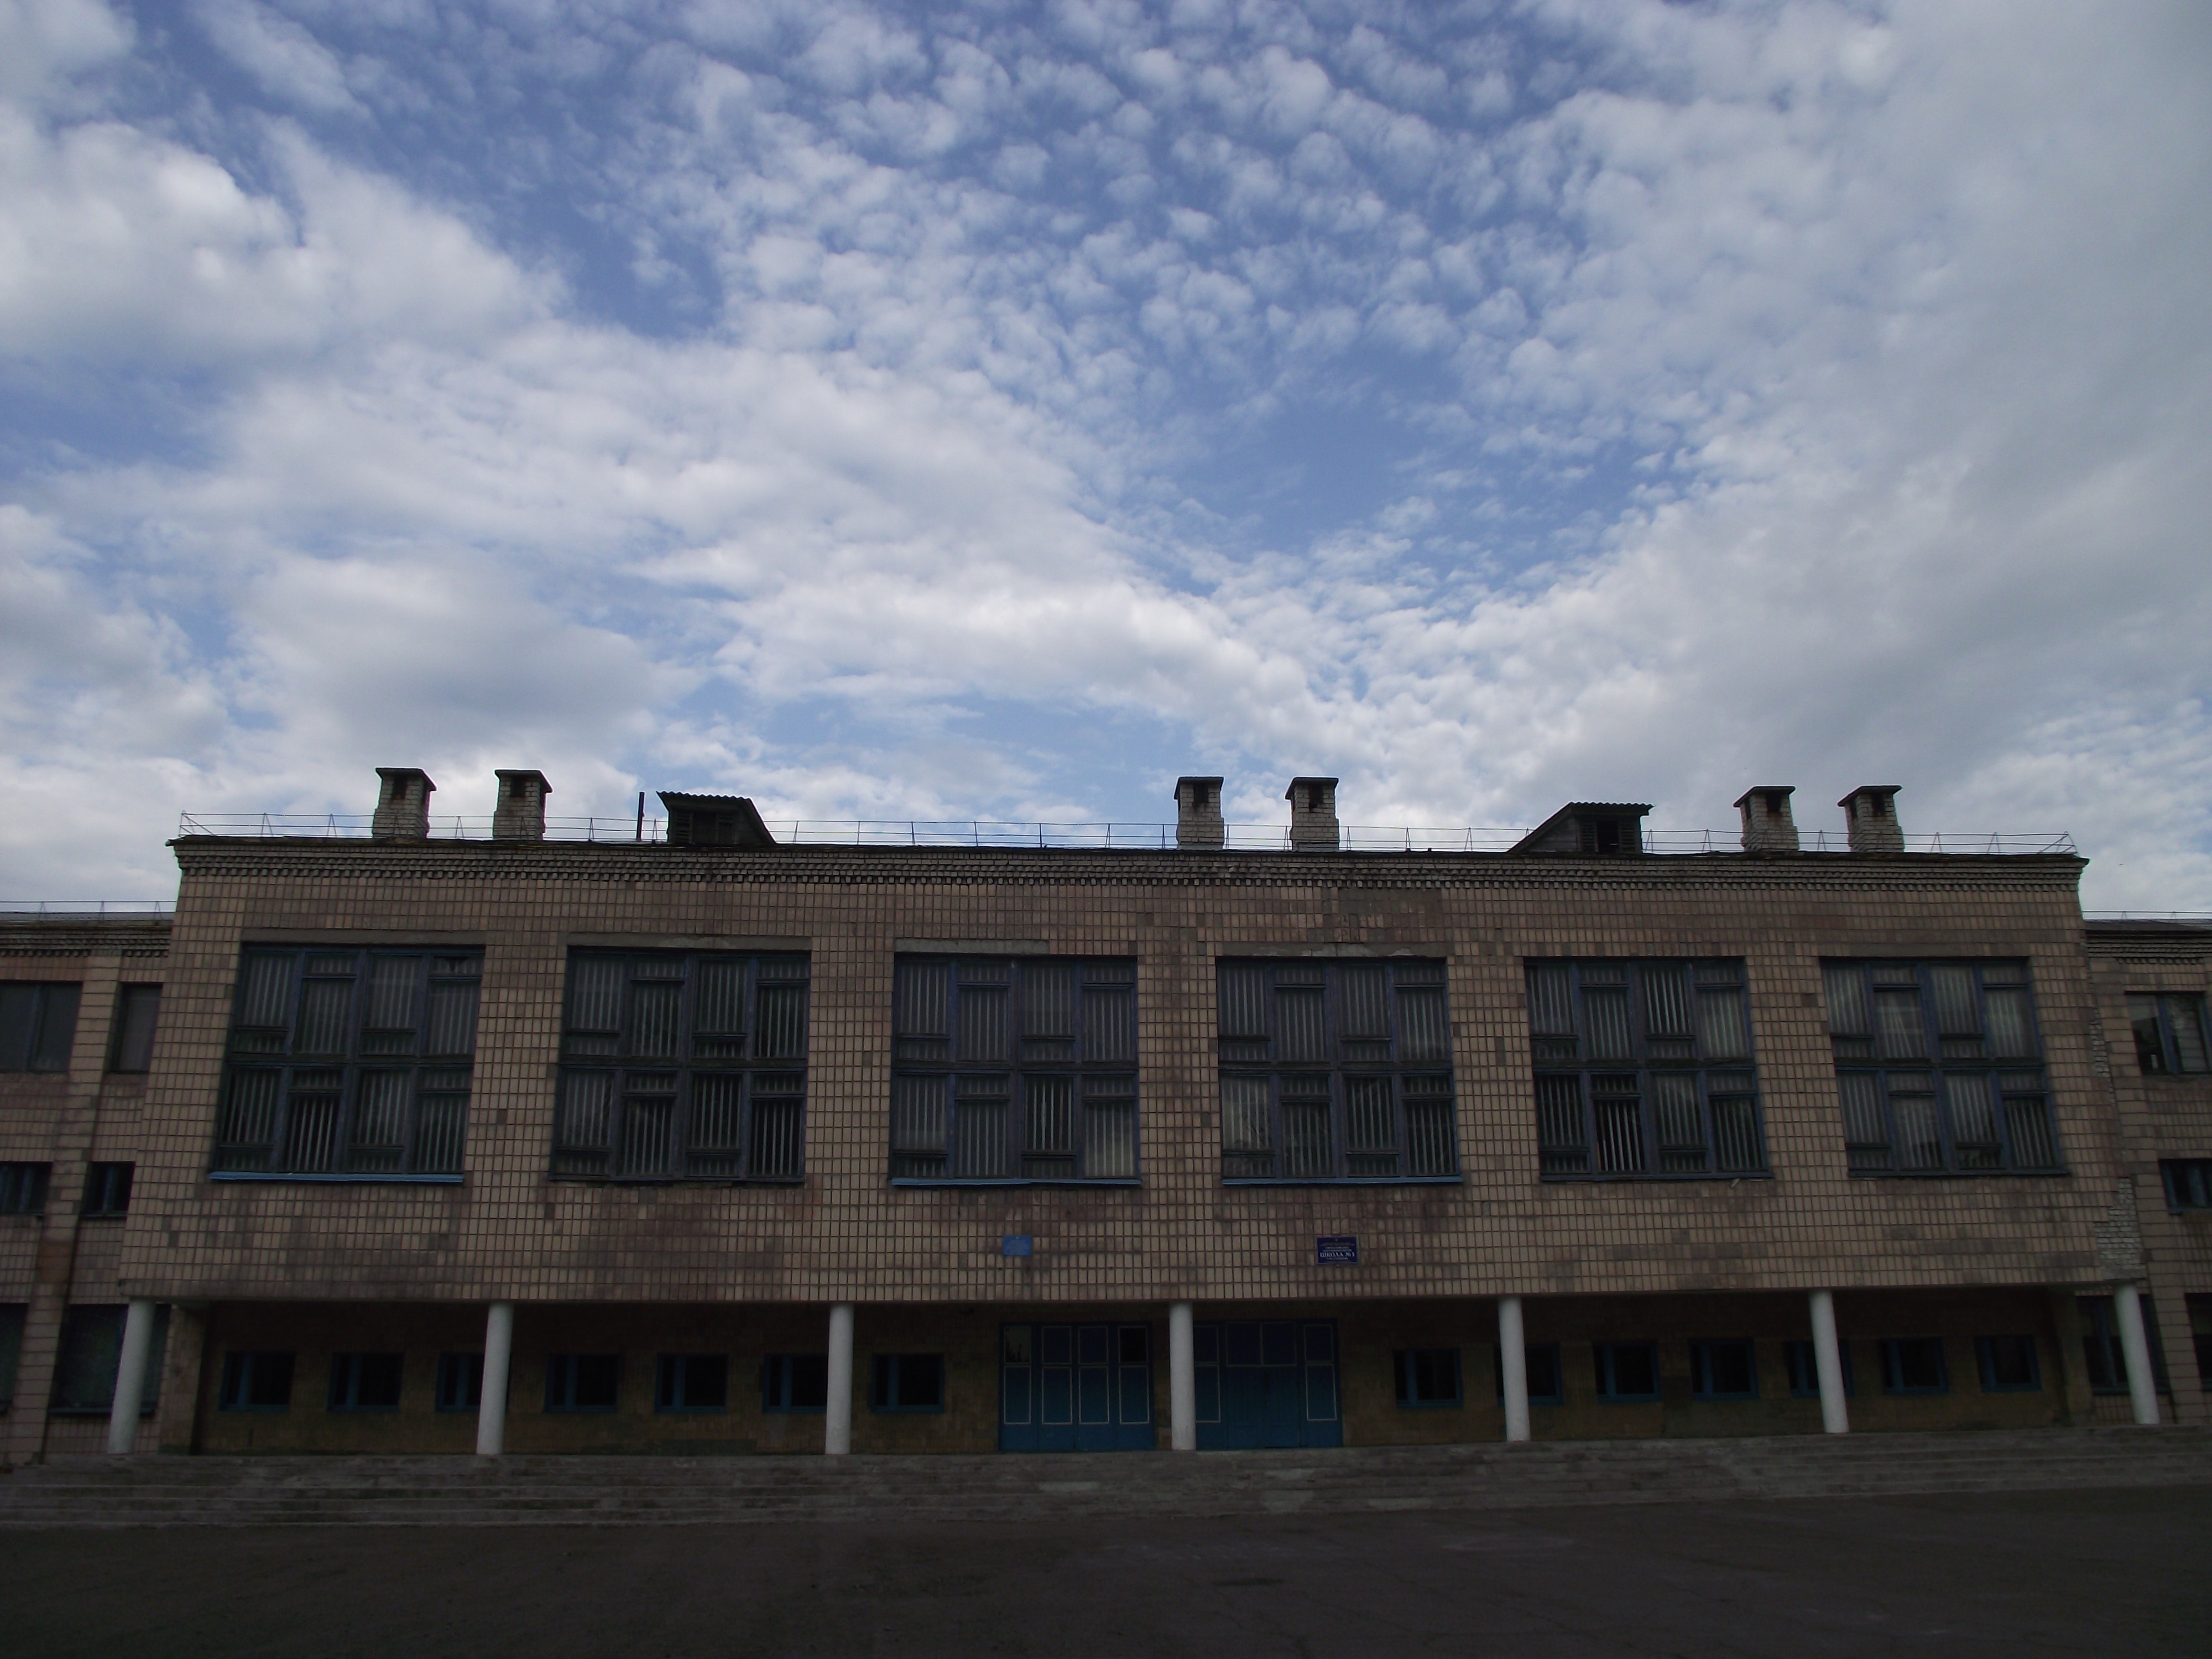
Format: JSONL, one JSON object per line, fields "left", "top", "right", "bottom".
{"left": 4, "top": 1484, "right": 2207, "bottom": 1656}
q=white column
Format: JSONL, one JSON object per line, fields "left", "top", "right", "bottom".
{"left": 1498, "top": 1296, "right": 1531, "bottom": 1443}
{"left": 1809, "top": 1289, "right": 1849, "bottom": 1435}
{"left": 2114, "top": 1284, "right": 2161, "bottom": 1427}
{"left": 825, "top": 1302, "right": 855, "bottom": 1455}
{"left": 105, "top": 1298, "right": 158, "bottom": 1455}
{"left": 1168, "top": 1301, "right": 1197, "bottom": 1451}
{"left": 474, "top": 1301, "right": 515, "bottom": 1457}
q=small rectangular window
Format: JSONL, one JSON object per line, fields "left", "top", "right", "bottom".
{"left": 2160, "top": 1160, "right": 2212, "bottom": 1211}
{"left": 655, "top": 1354, "right": 729, "bottom": 1412}
{"left": 0, "top": 983, "right": 81, "bottom": 1073}
{"left": 435, "top": 1353, "right": 483, "bottom": 1412}
{"left": 762, "top": 1353, "right": 830, "bottom": 1412}
{"left": 218, "top": 1350, "right": 295, "bottom": 1412}
{"left": 1392, "top": 1348, "right": 1463, "bottom": 1407}
{"left": 81, "top": 1162, "right": 133, "bottom": 1218}
{"left": 328, "top": 1352, "right": 404, "bottom": 1411}
{"left": 1974, "top": 1335, "right": 2042, "bottom": 1392}
{"left": 1783, "top": 1339, "right": 1855, "bottom": 1397}
{"left": 1689, "top": 1339, "right": 1758, "bottom": 1400}
{"left": 869, "top": 1353, "right": 946, "bottom": 1412}
{"left": 544, "top": 1353, "right": 621, "bottom": 1412}
{"left": 1880, "top": 1337, "right": 1949, "bottom": 1395}
{"left": 2187, "top": 1295, "right": 2212, "bottom": 1394}
{"left": 0, "top": 1162, "right": 50, "bottom": 1217}
{"left": 1493, "top": 1342, "right": 1565, "bottom": 1405}
{"left": 49, "top": 1305, "right": 164, "bottom": 1415}
{"left": 1594, "top": 1342, "right": 1661, "bottom": 1402}
{"left": 108, "top": 986, "right": 161, "bottom": 1074}
{"left": 2130, "top": 993, "right": 2211, "bottom": 1076}
{"left": 0, "top": 1303, "right": 23, "bottom": 1410}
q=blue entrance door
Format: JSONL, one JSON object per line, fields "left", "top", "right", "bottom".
{"left": 1000, "top": 1323, "right": 1156, "bottom": 1451}
{"left": 1194, "top": 1320, "right": 1342, "bottom": 1449}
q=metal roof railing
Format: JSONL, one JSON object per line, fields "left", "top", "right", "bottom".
{"left": 0, "top": 900, "right": 176, "bottom": 917}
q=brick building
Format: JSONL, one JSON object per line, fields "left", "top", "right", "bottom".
{"left": 3, "top": 769, "right": 2206, "bottom": 1463}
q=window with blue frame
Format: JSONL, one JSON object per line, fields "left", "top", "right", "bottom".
{"left": 999, "top": 1324, "right": 1154, "bottom": 1452}
{"left": 870, "top": 1353, "right": 945, "bottom": 1412}
{"left": 0, "top": 1304, "right": 22, "bottom": 1412}
{"left": 2129, "top": 993, "right": 2210, "bottom": 1076}
{"left": 1192, "top": 1321, "right": 1342, "bottom": 1449}
{"left": 1217, "top": 959, "right": 1458, "bottom": 1182}
{"left": 1494, "top": 1342, "right": 1564, "bottom": 1405}
{"left": 218, "top": 1350, "right": 293, "bottom": 1412}
{"left": 1394, "top": 1348, "right": 1463, "bottom": 1407}
{"left": 761, "top": 1354, "right": 829, "bottom": 1412}
{"left": 655, "top": 1354, "right": 728, "bottom": 1412}
{"left": 2162, "top": 1160, "right": 2212, "bottom": 1211}
{"left": 544, "top": 1353, "right": 620, "bottom": 1412}
{"left": 2078, "top": 1295, "right": 2171, "bottom": 1396}
{"left": 1974, "top": 1335, "right": 2041, "bottom": 1392}
{"left": 51, "top": 1306, "right": 167, "bottom": 1416}
{"left": 0, "top": 982, "right": 79, "bottom": 1073}
{"left": 1880, "top": 1337, "right": 1949, "bottom": 1395}
{"left": 555, "top": 951, "right": 808, "bottom": 1181}
{"left": 1689, "top": 1340, "right": 1757, "bottom": 1400}
{"left": 1594, "top": 1342, "right": 1661, "bottom": 1402}
{"left": 1785, "top": 1339, "right": 1855, "bottom": 1397}
{"left": 435, "top": 1352, "right": 483, "bottom": 1412}
{"left": 891, "top": 956, "right": 1136, "bottom": 1182}
{"left": 213, "top": 948, "right": 481, "bottom": 1178}
{"left": 1822, "top": 961, "right": 2060, "bottom": 1175}
{"left": 327, "top": 1353, "right": 403, "bottom": 1411}
{"left": 1526, "top": 960, "right": 1765, "bottom": 1180}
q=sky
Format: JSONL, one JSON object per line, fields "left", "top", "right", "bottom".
{"left": 2, "top": 0, "right": 2209, "bottom": 907}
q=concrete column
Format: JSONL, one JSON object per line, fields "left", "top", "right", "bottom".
{"left": 825, "top": 1303, "right": 855, "bottom": 1455}
{"left": 1498, "top": 1296, "right": 1531, "bottom": 1443}
{"left": 1168, "top": 1301, "right": 1197, "bottom": 1451}
{"left": 104, "top": 1299, "right": 158, "bottom": 1454}
{"left": 474, "top": 1301, "right": 515, "bottom": 1457}
{"left": 1809, "top": 1289, "right": 1849, "bottom": 1435}
{"left": 2114, "top": 1284, "right": 2161, "bottom": 1427}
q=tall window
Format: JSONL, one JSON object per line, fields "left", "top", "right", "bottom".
{"left": 0, "top": 983, "right": 79, "bottom": 1073}
{"left": 1525, "top": 960, "right": 1764, "bottom": 1179}
{"left": 891, "top": 956, "right": 1137, "bottom": 1182}
{"left": 554, "top": 951, "right": 808, "bottom": 1181}
{"left": 213, "top": 949, "right": 482, "bottom": 1178}
{"left": 107, "top": 985, "right": 161, "bottom": 1073}
{"left": 2130, "top": 993, "right": 2210, "bottom": 1076}
{"left": 1822, "top": 961, "right": 2059, "bottom": 1175}
{"left": 1216, "top": 959, "right": 1457, "bottom": 1182}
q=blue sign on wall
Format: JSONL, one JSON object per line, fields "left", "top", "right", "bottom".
{"left": 1001, "top": 1234, "right": 1034, "bottom": 1258}
{"left": 1316, "top": 1235, "right": 1358, "bottom": 1266}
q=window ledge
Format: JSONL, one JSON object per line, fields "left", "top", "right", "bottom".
{"left": 209, "top": 1172, "right": 465, "bottom": 1185}
{"left": 547, "top": 1175, "right": 805, "bottom": 1187}
{"left": 1540, "top": 1172, "right": 1772, "bottom": 1184}
{"left": 889, "top": 1177, "right": 1141, "bottom": 1189}
{"left": 1844, "top": 1169, "right": 2067, "bottom": 1180}
{"left": 1222, "top": 1175, "right": 1463, "bottom": 1187}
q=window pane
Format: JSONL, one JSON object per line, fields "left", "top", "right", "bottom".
{"left": 362, "top": 956, "right": 418, "bottom": 1032}
{"left": 749, "top": 1093, "right": 804, "bottom": 1179}
{"left": 951, "top": 1087, "right": 1010, "bottom": 1177}
{"left": 1593, "top": 1079, "right": 1644, "bottom": 1174}
{"left": 423, "top": 982, "right": 479, "bottom": 1057}
{"left": 1345, "top": 1077, "right": 1394, "bottom": 1153}
{"left": 1928, "top": 966, "right": 1979, "bottom": 1037}
{"left": 1823, "top": 966, "right": 1869, "bottom": 1037}
{"left": 553, "top": 1070, "right": 614, "bottom": 1168}
{"left": 1282, "top": 1099, "right": 1332, "bottom": 1177}
{"left": 1535, "top": 1075, "right": 1587, "bottom": 1175}
{"left": 890, "top": 1073, "right": 947, "bottom": 1154}
{"left": 1710, "top": 1094, "right": 1763, "bottom": 1172}
{"left": 1653, "top": 1074, "right": 1704, "bottom": 1173}
{"left": 1584, "top": 990, "right": 1631, "bottom": 1061}
{"left": 1526, "top": 964, "right": 1575, "bottom": 1039}
{"left": 236, "top": 953, "right": 295, "bottom": 1029}
{"left": 1875, "top": 990, "right": 1926, "bottom": 1060}
{"left": 2004, "top": 1094, "right": 2060, "bottom": 1169}
{"left": 1025, "top": 1075, "right": 1074, "bottom": 1154}
{"left": 755, "top": 984, "right": 807, "bottom": 1059}
{"left": 2167, "top": 997, "right": 2209, "bottom": 1073}
{"left": 1082, "top": 987, "right": 1134, "bottom": 1062}
{"left": 1404, "top": 1081, "right": 1457, "bottom": 1176}
{"left": 1396, "top": 988, "right": 1448, "bottom": 1062}
{"left": 618, "top": 1082, "right": 677, "bottom": 1175}
{"left": 630, "top": 983, "right": 680, "bottom": 1060}
{"left": 412, "top": 1080, "right": 469, "bottom": 1175}
{"left": 958, "top": 987, "right": 1009, "bottom": 1062}
{"left": 110, "top": 986, "right": 160, "bottom": 1074}
{"left": 214, "top": 1070, "right": 281, "bottom": 1169}
{"left": 1945, "top": 1073, "right": 2001, "bottom": 1170}
{"left": 1340, "top": 966, "right": 1387, "bottom": 1039}
{"left": 1983, "top": 988, "right": 2035, "bottom": 1060}
{"left": 1024, "top": 963, "right": 1076, "bottom": 1039}
{"left": 294, "top": 979, "right": 353, "bottom": 1056}
{"left": 688, "top": 1073, "right": 745, "bottom": 1155}
{"left": 1277, "top": 988, "right": 1327, "bottom": 1061}
{"left": 1083, "top": 1099, "right": 1136, "bottom": 1179}
{"left": 1219, "top": 965, "right": 1268, "bottom": 1040}
{"left": 1697, "top": 989, "right": 1749, "bottom": 1060}
{"left": 1891, "top": 1087, "right": 1943, "bottom": 1171}
{"left": 693, "top": 958, "right": 746, "bottom": 1039}
{"left": 282, "top": 1072, "right": 344, "bottom": 1172}
{"left": 1221, "top": 1076, "right": 1272, "bottom": 1153}
{"left": 1642, "top": 966, "right": 1692, "bottom": 1039}
{"left": 0, "top": 987, "right": 36, "bottom": 1070}
{"left": 348, "top": 1072, "right": 409, "bottom": 1171}
{"left": 894, "top": 959, "right": 950, "bottom": 1038}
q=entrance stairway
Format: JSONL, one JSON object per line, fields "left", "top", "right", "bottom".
{"left": 2, "top": 1427, "right": 2206, "bottom": 1527}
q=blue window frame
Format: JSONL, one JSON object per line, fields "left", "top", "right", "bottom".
{"left": 1879, "top": 1337, "right": 1949, "bottom": 1395}
{"left": 544, "top": 1353, "right": 620, "bottom": 1412}
{"left": 1974, "top": 1335, "right": 2042, "bottom": 1392}
{"left": 327, "top": 1352, "right": 403, "bottom": 1412}
{"left": 213, "top": 948, "right": 481, "bottom": 1179}
{"left": 2077, "top": 1296, "right": 2171, "bottom": 1396}
{"left": 1000, "top": 1323, "right": 1154, "bottom": 1451}
{"left": 1526, "top": 960, "right": 1765, "bottom": 1180}
{"left": 1688, "top": 1339, "right": 1758, "bottom": 1400}
{"left": 2129, "top": 993, "right": 2210, "bottom": 1076}
{"left": 1494, "top": 1342, "right": 1564, "bottom": 1405}
{"left": 0, "top": 982, "right": 79, "bottom": 1073}
{"left": 1823, "top": 961, "right": 2060, "bottom": 1175}
{"left": 0, "top": 1304, "right": 22, "bottom": 1411}
{"left": 1217, "top": 959, "right": 1458, "bottom": 1183}
{"left": 1593, "top": 1342, "right": 1661, "bottom": 1402}
{"left": 1393, "top": 1348, "right": 1463, "bottom": 1408}
{"left": 555, "top": 950, "right": 808, "bottom": 1181}
{"left": 655, "top": 1354, "right": 728, "bottom": 1412}
{"left": 891, "top": 956, "right": 1137, "bottom": 1183}
{"left": 1784, "top": 1339, "right": 1855, "bottom": 1397}
{"left": 218, "top": 1350, "right": 294, "bottom": 1412}
{"left": 761, "top": 1353, "right": 829, "bottom": 1413}
{"left": 1193, "top": 1321, "right": 1342, "bottom": 1449}
{"left": 870, "top": 1353, "right": 945, "bottom": 1412}
{"left": 435, "top": 1352, "right": 483, "bottom": 1412}
{"left": 51, "top": 1306, "right": 167, "bottom": 1416}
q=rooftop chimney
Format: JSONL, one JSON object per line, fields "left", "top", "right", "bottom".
{"left": 1175, "top": 776, "right": 1225, "bottom": 850}
{"left": 1286, "top": 777, "right": 1339, "bottom": 851}
{"left": 1734, "top": 786, "right": 1799, "bottom": 853}
{"left": 493, "top": 770, "right": 551, "bottom": 841}
{"left": 1839, "top": 785, "right": 1904, "bottom": 853}
{"left": 371, "top": 768, "right": 435, "bottom": 839}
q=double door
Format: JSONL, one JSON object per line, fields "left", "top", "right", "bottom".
{"left": 1000, "top": 1322, "right": 1155, "bottom": 1452}
{"left": 1195, "top": 1319, "right": 1342, "bottom": 1449}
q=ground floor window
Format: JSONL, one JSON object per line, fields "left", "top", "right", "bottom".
{"left": 2078, "top": 1296, "right": 2172, "bottom": 1395}
{"left": 761, "top": 1354, "right": 828, "bottom": 1412}
{"left": 1974, "top": 1335, "right": 2041, "bottom": 1392}
{"left": 1193, "top": 1321, "right": 1340, "bottom": 1450}
{"left": 1881, "top": 1338, "right": 1949, "bottom": 1395}
{"left": 50, "top": 1306, "right": 167, "bottom": 1416}
{"left": 870, "top": 1353, "right": 945, "bottom": 1412}
{"left": 1689, "top": 1339, "right": 1757, "bottom": 1400}
{"left": 545, "top": 1354, "right": 620, "bottom": 1412}
{"left": 1593, "top": 1342, "right": 1660, "bottom": 1402}
{"left": 0, "top": 1304, "right": 22, "bottom": 1409}
{"left": 655, "top": 1354, "right": 729, "bottom": 1412}
{"left": 1493, "top": 1342, "right": 1564, "bottom": 1406}
{"left": 435, "top": 1353, "right": 483, "bottom": 1412}
{"left": 1784, "top": 1339, "right": 1855, "bottom": 1397}
{"left": 1000, "top": 1323, "right": 1152, "bottom": 1451}
{"left": 327, "top": 1352, "right": 403, "bottom": 1411}
{"left": 1394, "top": 1348, "right": 1463, "bottom": 1407}
{"left": 2189, "top": 1296, "right": 2212, "bottom": 1391}
{"left": 218, "top": 1349, "right": 293, "bottom": 1412}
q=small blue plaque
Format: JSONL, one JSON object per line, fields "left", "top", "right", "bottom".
{"left": 1001, "top": 1234, "right": 1034, "bottom": 1258}
{"left": 1316, "top": 1234, "right": 1358, "bottom": 1266}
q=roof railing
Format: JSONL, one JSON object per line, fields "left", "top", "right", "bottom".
{"left": 0, "top": 899, "right": 177, "bottom": 916}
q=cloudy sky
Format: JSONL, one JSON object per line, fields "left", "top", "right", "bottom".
{"left": 3, "top": 0, "right": 2208, "bottom": 905}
